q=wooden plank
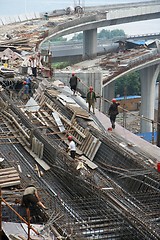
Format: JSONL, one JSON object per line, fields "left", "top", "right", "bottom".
{"left": 37, "top": 111, "right": 50, "bottom": 127}
{"left": 67, "top": 105, "right": 90, "bottom": 119}
{"left": 0, "top": 167, "right": 21, "bottom": 188}
{"left": 52, "top": 112, "right": 65, "bottom": 133}
{"left": 0, "top": 181, "right": 21, "bottom": 188}
{"left": 0, "top": 173, "right": 19, "bottom": 181}
{"left": 88, "top": 139, "right": 102, "bottom": 161}
{"left": 58, "top": 94, "right": 75, "bottom": 104}
{"left": 45, "top": 102, "right": 86, "bottom": 138}
{"left": 0, "top": 176, "right": 20, "bottom": 184}
{"left": 24, "top": 147, "right": 50, "bottom": 171}
{"left": 79, "top": 156, "right": 98, "bottom": 170}
{"left": 0, "top": 168, "right": 17, "bottom": 173}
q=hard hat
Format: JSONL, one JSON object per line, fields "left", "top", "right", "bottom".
{"left": 23, "top": 81, "right": 27, "bottom": 85}
{"left": 89, "top": 86, "right": 93, "bottom": 90}
{"left": 112, "top": 98, "right": 116, "bottom": 103}
{"left": 68, "top": 136, "right": 72, "bottom": 141}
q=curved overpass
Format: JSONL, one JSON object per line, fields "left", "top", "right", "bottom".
{"left": 101, "top": 49, "right": 160, "bottom": 133}
{"left": 39, "top": 0, "right": 160, "bottom": 133}
{"left": 40, "top": 0, "right": 160, "bottom": 58}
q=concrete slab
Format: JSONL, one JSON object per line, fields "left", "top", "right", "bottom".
{"left": 95, "top": 110, "right": 160, "bottom": 161}
{"left": 2, "top": 222, "right": 54, "bottom": 240}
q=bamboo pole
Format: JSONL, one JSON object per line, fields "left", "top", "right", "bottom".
{"left": 2, "top": 198, "right": 39, "bottom": 235}
{"left": 27, "top": 209, "right": 31, "bottom": 240}
{"left": 0, "top": 187, "right": 2, "bottom": 238}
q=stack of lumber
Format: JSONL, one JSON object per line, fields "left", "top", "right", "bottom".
{"left": 0, "top": 167, "right": 21, "bottom": 188}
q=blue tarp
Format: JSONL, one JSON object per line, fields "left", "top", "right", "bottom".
{"left": 116, "top": 95, "right": 141, "bottom": 100}
{"left": 136, "top": 132, "right": 157, "bottom": 143}
{"left": 126, "top": 40, "right": 146, "bottom": 45}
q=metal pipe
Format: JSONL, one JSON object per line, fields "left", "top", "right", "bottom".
{"left": 0, "top": 188, "right": 2, "bottom": 238}
{"left": 27, "top": 209, "right": 31, "bottom": 240}
{"left": 2, "top": 198, "right": 39, "bottom": 235}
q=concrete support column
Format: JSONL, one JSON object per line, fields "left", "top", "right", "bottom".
{"left": 102, "top": 82, "right": 115, "bottom": 113}
{"left": 140, "top": 64, "right": 160, "bottom": 133}
{"left": 83, "top": 28, "right": 97, "bottom": 59}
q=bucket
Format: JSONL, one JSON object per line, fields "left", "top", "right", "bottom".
{"left": 157, "top": 163, "right": 160, "bottom": 172}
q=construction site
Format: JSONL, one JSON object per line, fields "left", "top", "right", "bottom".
{"left": 0, "top": 3, "right": 160, "bottom": 240}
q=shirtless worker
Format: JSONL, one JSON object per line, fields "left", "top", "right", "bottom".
{"left": 22, "top": 185, "right": 48, "bottom": 217}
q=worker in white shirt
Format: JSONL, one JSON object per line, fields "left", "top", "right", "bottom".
{"left": 29, "top": 56, "right": 38, "bottom": 77}
{"left": 67, "top": 136, "right": 76, "bottom": 159}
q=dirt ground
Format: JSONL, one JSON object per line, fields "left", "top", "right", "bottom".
{"left": 116, "top": 111, "right": 141, "bottom": 134}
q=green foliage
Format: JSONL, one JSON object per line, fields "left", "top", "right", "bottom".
{"left": 70, "top": 29, "right": 126, "bottom": 41}
{"left": 52, "top": 62, "right": 69, "bottom": 69}
{"left": 71, "top": 33, "right": 83, "bottom": 41}
{"left": 115, "top": 72, "right": 141, "bottom": 97}
{"left": 50, "top": 36, "right": 67, "bottom": 42}
{"left": 98, "top": 29, "right": 126, "bottom": 39}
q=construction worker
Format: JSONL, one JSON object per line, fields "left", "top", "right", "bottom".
{"left": 22, "top": 81, "right": 29, "bottom": 101}
{"left": 22, "top": 185, "right": 48, "bottom": 217}
{"left": 86, "top": 86, "right": 96, "bottom": 114}
{"left": 108, "top": 98, "right": 120, "bottom": 129}
{"left": 67, "top": 136, "right": 76, "bottom": 159}
{"left": 26, "top": 75, "right": 32, "bottom": 95}
{"left": 29, "top": 56, "right": 38, "bottom": 78}
{"left": 69, "top": 72, "right": 80, "bottom": 95}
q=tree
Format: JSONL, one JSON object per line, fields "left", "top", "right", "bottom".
{"left": 98, "top": 29, "right": 126, "bottom": 40}
{"left": 70, "top": 29, "right": 126, "bottom": 41}
{"left": 115, "top": 72, "right": 141, "bottom": 97}
{"left": 51, "top": 36, "right": 67, "bottom": 42}
{"left": 70, "top": 32, "right": 83, "bottom": 41}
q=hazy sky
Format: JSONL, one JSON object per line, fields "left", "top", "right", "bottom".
{"left": 0, "top": 0, "right": 160, "bottom": 36}
{"left": 0, "top": 0, "right": 155, "bottom": 16}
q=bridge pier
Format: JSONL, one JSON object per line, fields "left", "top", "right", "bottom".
{"left": 140, "top": 64, "right": 160, "bottom": 133}
{"left": 83, "top": 28, "right": 97, "bottom": 59}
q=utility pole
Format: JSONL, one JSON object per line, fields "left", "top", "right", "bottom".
{"left": 123, "top": 86, "right": 127, "bottom": 128}
{"left": 157, "top": 80, "right": 160, "bottom": 147}
{"left": 151, "top": 120, "right": 155, "bottom": 145}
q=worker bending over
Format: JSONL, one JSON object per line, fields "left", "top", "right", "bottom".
{"left": 22, "top": 185, "right": 47, "bottom": 217}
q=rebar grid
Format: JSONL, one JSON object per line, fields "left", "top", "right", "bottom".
{"left": 0, "top": 90, "right": 160, "bottom": 239}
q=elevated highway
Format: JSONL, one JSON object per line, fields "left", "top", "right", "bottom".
{"left": 0, "top": 1, "right": 160, "bottom": 133}
{"left": 40, "top": 0, "right": 160, "bottom": 59}
{"left": 101, "top": 48, "right": 160, "bottom": 133}
{"left": 54, "top": 45, "right": 160, "bottom": 133}
{"left": 0, "top": 4, "right": 160, "bottom": 238}
{"left": 37, "top": 1, "right": 160, "bottom": 134}
{"left": 40, "top": 1, "right": 160, "bottom": 135}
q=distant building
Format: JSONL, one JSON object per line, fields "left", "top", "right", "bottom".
{"left": 115, "top": 39, "right": 159, "bottom": 52}
{"left": 116, "top": 95, "right": 141, "bottom": 112}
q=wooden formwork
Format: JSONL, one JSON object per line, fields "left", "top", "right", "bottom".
{"left": 0, "top": 167, "right": 21, "bottom": 188}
